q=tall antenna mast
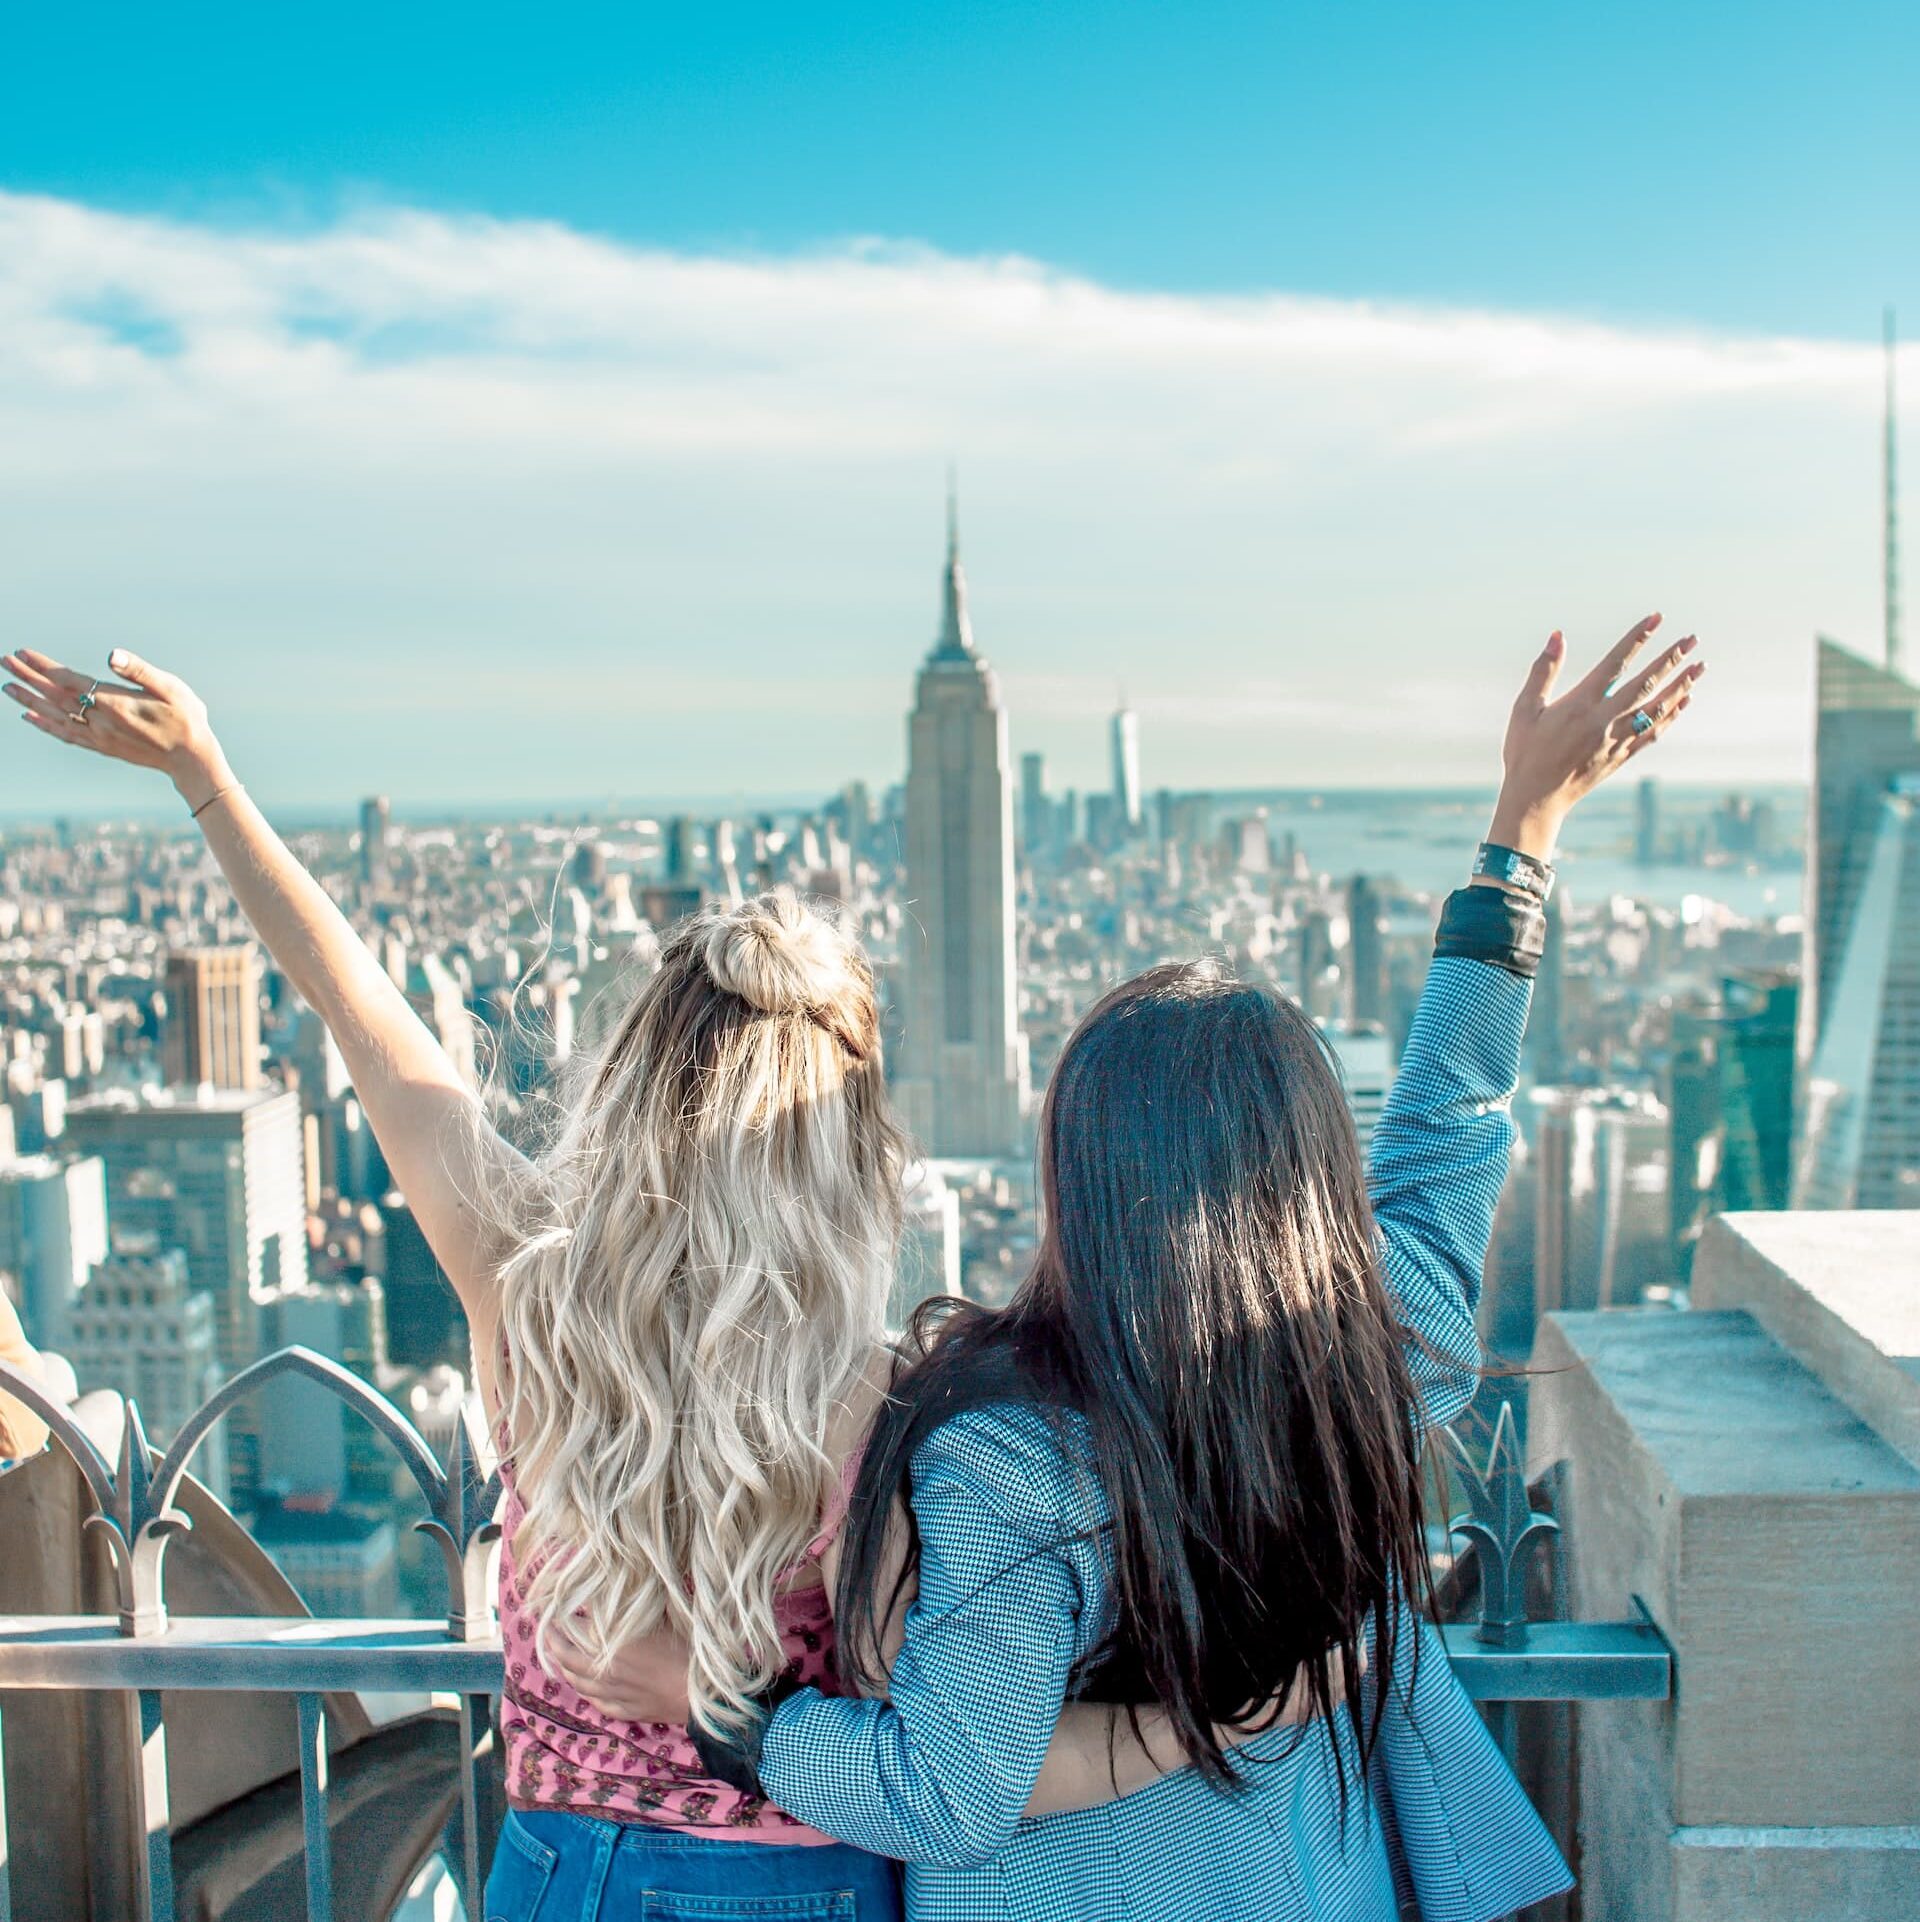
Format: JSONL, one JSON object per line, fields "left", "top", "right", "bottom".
{"left": 1887, "top": 307, "right": 1902, "bottom": 676}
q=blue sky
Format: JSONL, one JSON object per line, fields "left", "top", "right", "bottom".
{"left": 2, "top": 5, "right": 1914, "bottom": 807}
{"left": 9, "top": 3, "right": 1916, "bottom": 334}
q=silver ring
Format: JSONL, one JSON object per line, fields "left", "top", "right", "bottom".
{"left": 1630, "top": 709, "right": 1653, "bottom": 736}
{"left": 76, "top": 680, "right": 99, "bottom": 715}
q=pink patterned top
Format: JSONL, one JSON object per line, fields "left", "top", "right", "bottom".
{"left": 497, "top": 1457, "right": 856, "bottom": 1842}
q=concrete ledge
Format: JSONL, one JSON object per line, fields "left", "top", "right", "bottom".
{"left": 1673, "top": 1825, "right": 1920, "bottom": 1920}
{"left": 1695, "top": 1212, "right": 1920, "bottom": 1470}
{"left": 1529, "top": 1309, "right": 1920, "bottom": 1828}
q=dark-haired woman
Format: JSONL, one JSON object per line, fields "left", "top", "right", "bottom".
{"left": 581, "top": 617, "right": 1704, "bottom": 1921}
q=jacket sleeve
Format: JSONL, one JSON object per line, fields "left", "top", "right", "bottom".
{"left": 759, "top": 1406, "right": 1106, "bottom": 1867}
{"left": 1366, "top": 953, "right": 1531, "bottom": 1433}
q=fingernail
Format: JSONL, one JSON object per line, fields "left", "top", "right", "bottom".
{"left": 109, "top": 649, "right": 127, "bottom": 671}
{"left": 1680, "top": 634, "right": 1698, "bottom": 652}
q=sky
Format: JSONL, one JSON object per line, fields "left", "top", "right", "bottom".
{"left": 2, "top": 4, "right": 1916, "bottom": 810}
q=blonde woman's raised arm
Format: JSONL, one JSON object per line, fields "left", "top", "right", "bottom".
{"left": 5, "top": 648, "right": 524, "bottom": 1350}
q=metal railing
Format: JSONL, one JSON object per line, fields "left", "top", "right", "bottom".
{"left": 0, "top": 1352, "right": 1672, "bottom": 1922}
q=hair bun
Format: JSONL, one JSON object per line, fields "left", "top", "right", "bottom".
{"left": 701, "top": 888, "right": 854, "bottom": 1018}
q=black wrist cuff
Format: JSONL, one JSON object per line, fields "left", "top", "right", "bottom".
{"left": 688, "top": 1667, "right": 806, "bottom": 1799}
{"left": 1472, "top": 840, "right": 1555, "bottom": 903}
{"left": 1433, "top": 886, "right": 1548, "bottom": 979}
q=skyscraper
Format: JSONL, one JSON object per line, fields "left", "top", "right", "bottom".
{"left": 1533, "top": 1091, "right": 1668, "bottom": 1316}
{"left": 1801, "top": 639, "right": 1920, "bottom": 1064}
{"left": 259, "top": 1280, "right": 386, "bottom": 1501}
{"left": 1110, "top": 698, "right": 1142, "bottom": 835}
{"left": 1683, "top": 968, "right": 1798, "bottom": 1268}
{"left": 1019, "top": 751, "right": 1049, "bottom": 856}
{"left": 891, "top": 1162, "right": 962, "bottom": 1330}
{"left": 1296, "top": 907, "right": 1337, "bottom": 1022}
{"left": 65, "top": 1086, "right": 308, "bottom": 1371}
{"left": 0, "top": 1154, "right": 108, "bottom": 1346}
{"left": 359, "top": 795, "right": 391, "bottom": 887}
{"left": 1323, "top": 1023, "right": 1392, "bottom": 1151}
{"left": 1795, "top": 772, "right": 1920, "bottom": 1206}
{"left": 1635, "top": 778, "right": 1659, "bottom": 867}
{"left": 895, "top": 496, "right": 1029, "bottom": 1156}
{"left": 664, "top": 817, "right": 700, "bottom": 884}
{"left": 1347, "top": 874, "right": 1388, "bottom": 1027}
{"left": 163, "top": 946, "right": 264, "bottom": 1091}
{"left": 1531, "top": 886, "right": 1568, "bottom": 1077}
{"left": 63, "top": 1250, "right": 222, "bottom": 1450}
{"left": 1792, "top": 334, "right": 1920, "bottom": 1201}
{"left": 375, "top": 1191, "right": 461, "bottom": 1369}
{"left": 1715, "top": 973, "right": 1798, "bottom": 1214}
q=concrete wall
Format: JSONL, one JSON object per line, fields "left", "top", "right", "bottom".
{"left": 1529, "top": 1211, "right": 1920, "bottom": 1921}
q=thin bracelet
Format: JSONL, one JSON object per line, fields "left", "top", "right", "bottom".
{"left": 190, "top": 783, "right": 245, "bottom": 821}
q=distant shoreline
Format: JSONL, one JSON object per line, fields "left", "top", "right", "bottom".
{"left": 0, "top": 779, "right": 1810, "bottom": 834}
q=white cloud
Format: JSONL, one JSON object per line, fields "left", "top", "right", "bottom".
{"left": 0, "top": 189, "right": 1888, "bottom": 807}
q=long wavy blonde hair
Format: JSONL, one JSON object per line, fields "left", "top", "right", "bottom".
{"left": 493, "top": 887, "right": 906, "bottom": 1733}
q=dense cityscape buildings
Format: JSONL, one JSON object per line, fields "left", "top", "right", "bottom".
{"left": 0, "top": 496, "right": 1852, "bottom": 1622}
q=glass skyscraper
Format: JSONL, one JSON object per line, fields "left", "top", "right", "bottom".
{"left": 1795, "top": 638, "right": 1920, "bottom": 1205}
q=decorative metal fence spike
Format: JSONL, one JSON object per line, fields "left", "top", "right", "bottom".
{"left": 1444, "top": 1399, "right": 1560, "bottom": 1650}
{"left": 417, "top": 1394, "right": 504, "bottom": 1642}
{"left": 0, "top": 1345, "right": 506, "bottom": 1641}
{"left": 116, "top": 1398, "right": 179, "bottom": 1635}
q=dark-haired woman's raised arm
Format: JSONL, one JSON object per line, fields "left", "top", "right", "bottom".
{"left": 1367, "top": 615, "right": 1704, "bottom": 1430}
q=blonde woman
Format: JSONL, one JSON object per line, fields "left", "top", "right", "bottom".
{"left": 5, "top": 646, "right": 1186, "bottom": 1921}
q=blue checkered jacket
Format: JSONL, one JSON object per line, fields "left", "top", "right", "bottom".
{"left": 762, "top": 956, "right": 1573, "bottom": 1921}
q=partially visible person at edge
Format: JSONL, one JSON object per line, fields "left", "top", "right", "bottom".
{"left": 0, "top": 1293, "right": 51, "bottom": 1463}
{"left": 555, "top": 616, "right": 1707, "bottom": 1922}
{"left": 3, "top": 644, "right": 1215, "bottom": 1920}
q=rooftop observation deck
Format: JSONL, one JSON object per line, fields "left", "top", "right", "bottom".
{"left": 1, "top": 1210, "right": 1916, "bottom": 1921}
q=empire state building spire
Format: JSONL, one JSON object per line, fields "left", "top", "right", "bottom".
{"left": 933, "top": 477, "right": 975, "bottom": 660}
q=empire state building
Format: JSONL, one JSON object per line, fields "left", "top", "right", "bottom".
{"left": 895, "top": 499, "right": 1029, "bottom": 1157}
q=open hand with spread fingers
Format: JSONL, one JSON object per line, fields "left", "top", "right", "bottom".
{"left": 3, "top": 647, "right": 236, "bottom": 810}
{"left": 1489, "top": 613, "right": 1706, "bottom": 861}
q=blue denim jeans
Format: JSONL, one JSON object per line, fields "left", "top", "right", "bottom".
{"left": 484, "top": 1807, "right": 905, "bottom": 1922}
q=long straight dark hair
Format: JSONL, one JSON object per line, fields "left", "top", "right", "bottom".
{"left": 836, "top": 959, "right": 1432, "bottom": 1789}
